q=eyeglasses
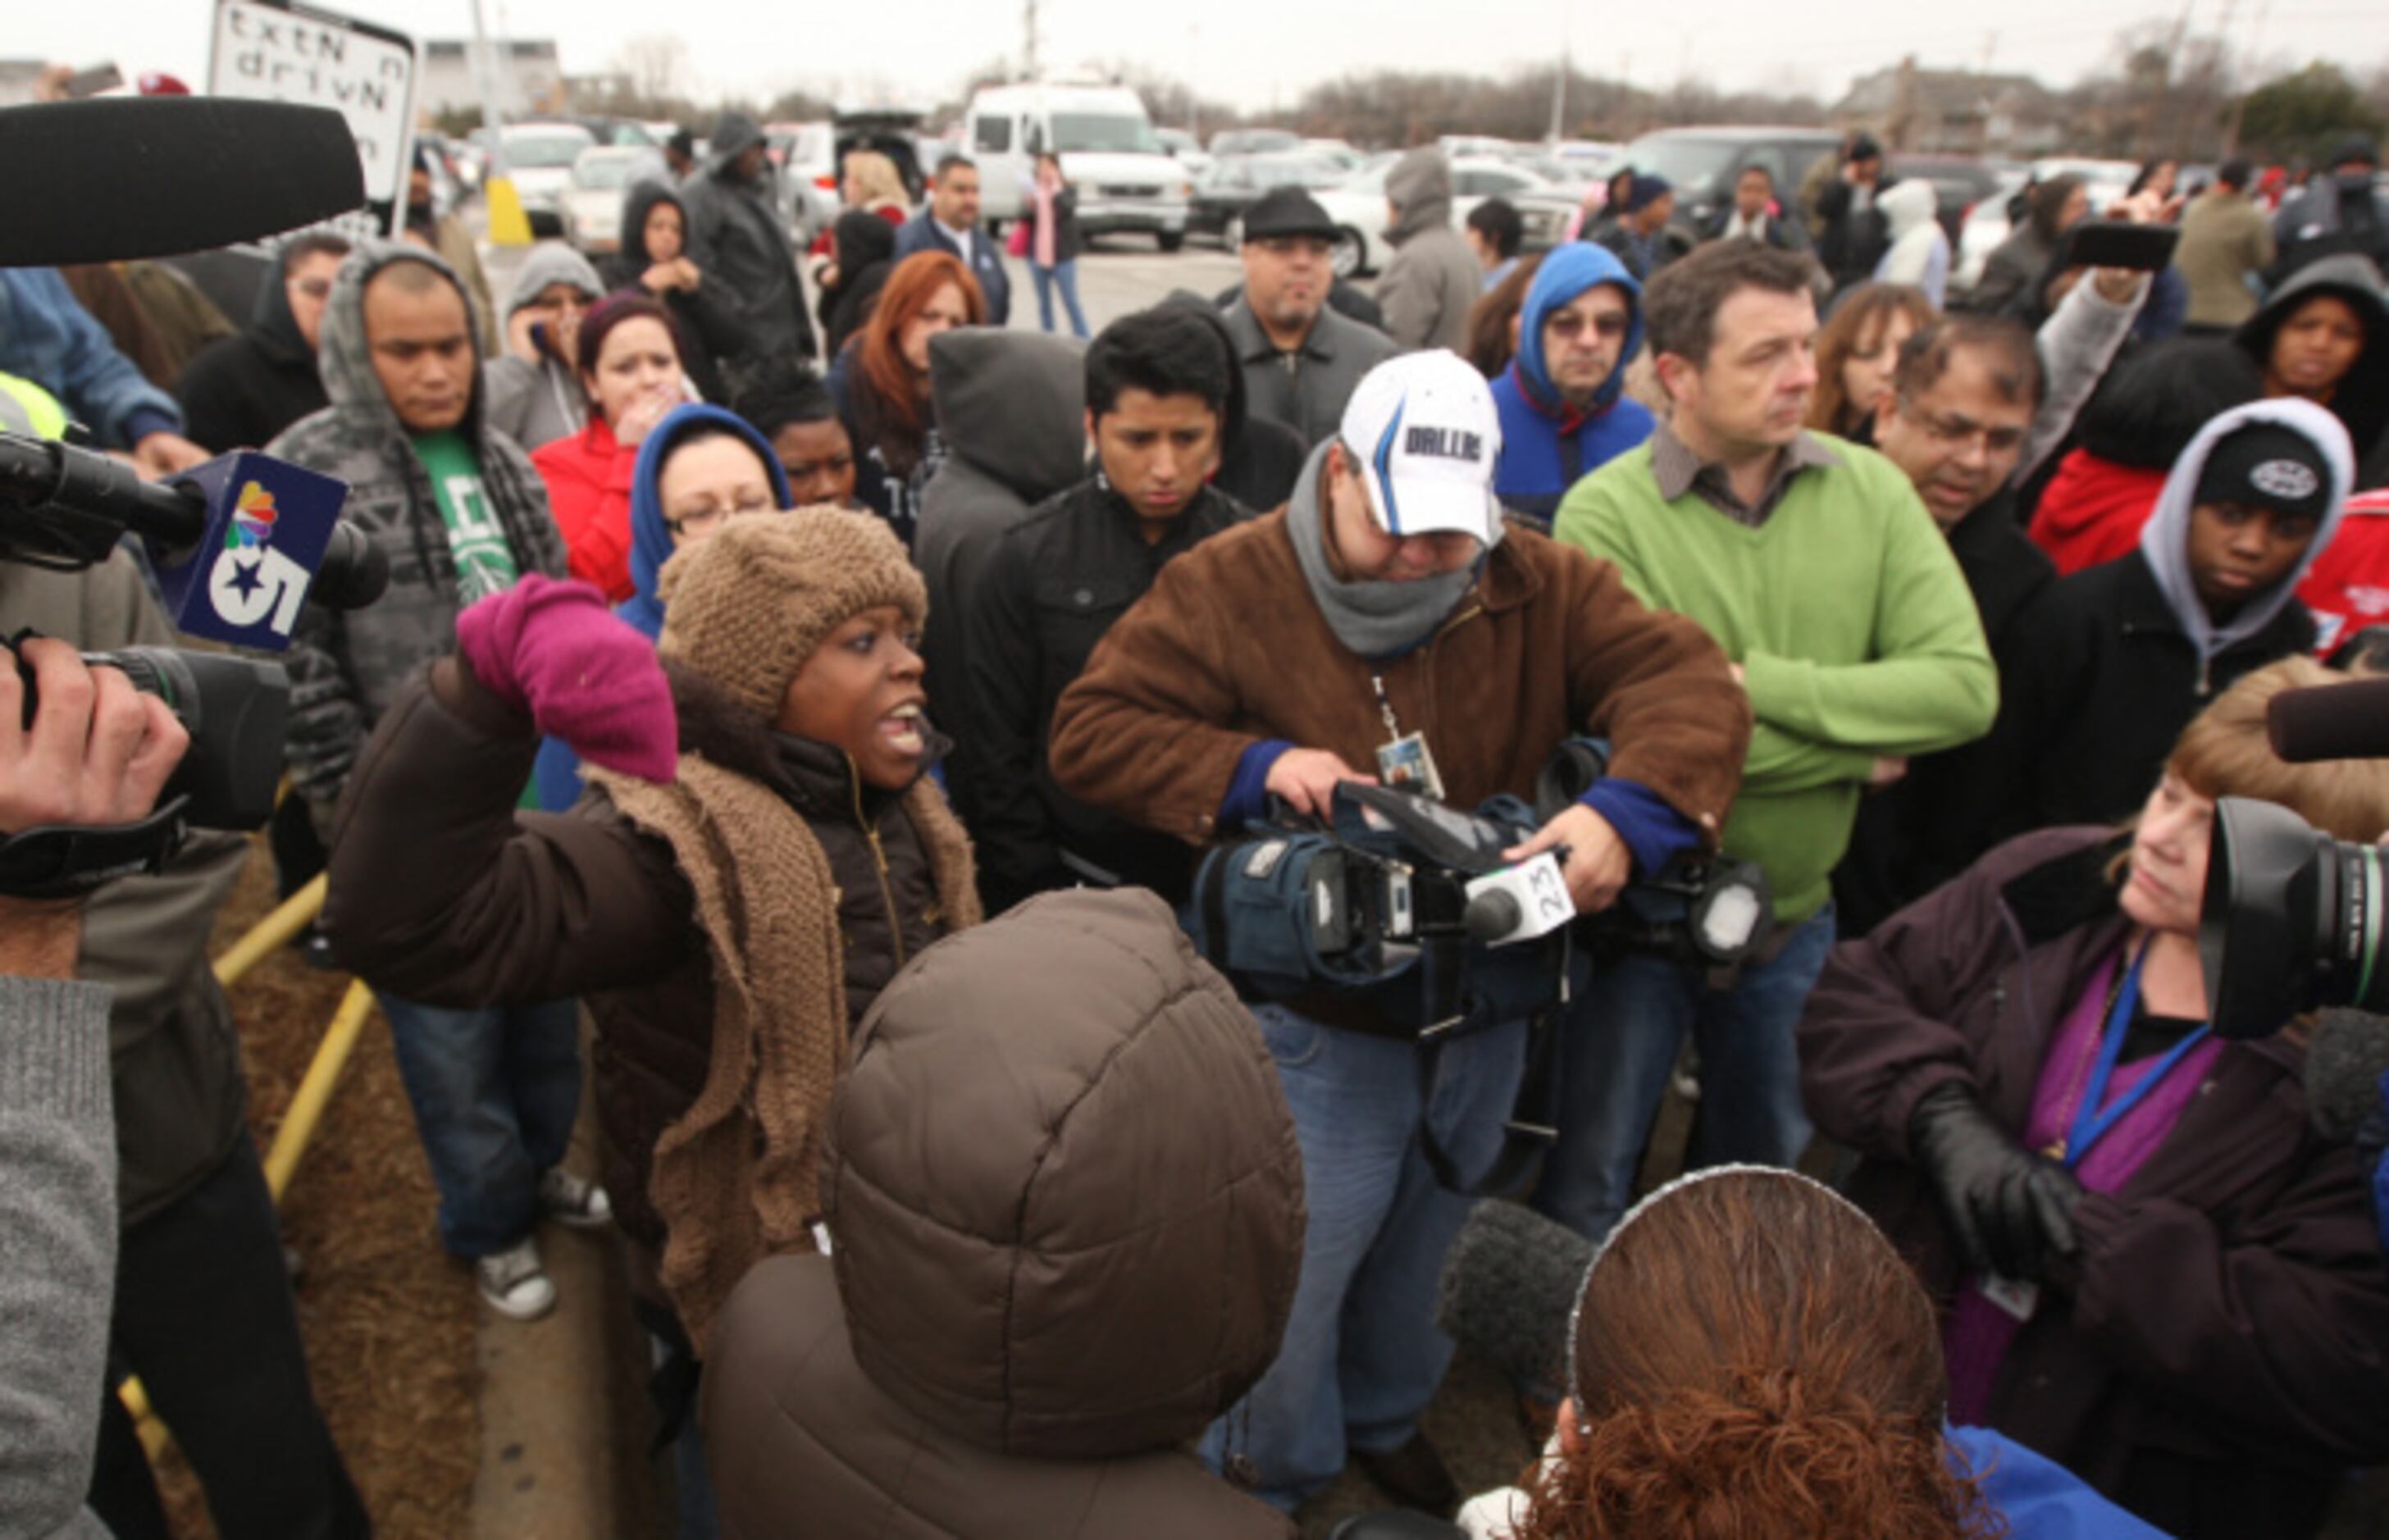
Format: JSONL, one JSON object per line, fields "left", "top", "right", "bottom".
{"left": 1547, "top": 312, "right": 1630, "bottom": 341}
{"left": 663, "top": 494, "right": 780, "bottom": 536}
{"left": 1910, "top": 409, "right": 2027, "bottom": 456}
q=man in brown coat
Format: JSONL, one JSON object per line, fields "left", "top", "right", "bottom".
{"left": 1046, "top": 350, "right": 1749, "bottom": 1514}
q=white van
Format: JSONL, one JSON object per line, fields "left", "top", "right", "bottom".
{"left": 964, "top": 80, "right": 1192, "bottom": 250}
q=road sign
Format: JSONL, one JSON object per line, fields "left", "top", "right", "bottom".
{"left": 210, "top": 0, "right": 418, "bottom": 237}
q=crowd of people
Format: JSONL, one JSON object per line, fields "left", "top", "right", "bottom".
{"left": 6, "top": 92, "right": 2389, "bottom": 1540}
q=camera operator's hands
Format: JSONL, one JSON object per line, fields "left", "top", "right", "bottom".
{"left": 1503, "top": 803, "right": 1630, "bottom": 914}
{"left": 1264, "top": 748, "right": 1375, "bottom": 819}
{"left": 454, "top": 575, "right": 678, "bottom": 783}
{"left": 1909, "top": 1083, "right": 2085, "bottom": 1283}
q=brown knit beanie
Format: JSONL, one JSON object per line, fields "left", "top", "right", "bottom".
{"left": 656, "top": 508, "right": 928, "bottom": 718}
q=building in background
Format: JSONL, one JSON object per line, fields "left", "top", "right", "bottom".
{"left": 1834, "top": 57, "right": 2066, "bottom": 158}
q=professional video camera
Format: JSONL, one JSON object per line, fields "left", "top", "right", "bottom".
{"left": 2200, "top": 676, "right": 2389, "bottom": 1040}
{"left": 1184, "top": 740, "right": 1771, "bottom": 1035}
{"left": 1, "top": 94, "right": 376, "bottom": 898}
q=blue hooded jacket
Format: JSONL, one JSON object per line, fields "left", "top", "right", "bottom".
{"left": 532, "top": 403, "right": 792, "bottom": 810}
{"left": 1489, "top": 244, "right": 1655, "bottom": 526}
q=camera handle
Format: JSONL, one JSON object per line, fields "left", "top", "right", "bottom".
{"left": 0, "top": 795, "right": 191, "bottom": 900}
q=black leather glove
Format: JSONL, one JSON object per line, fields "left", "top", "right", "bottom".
{"left": 1908, "top": 1084, "right": 2086, "bottom": 1282}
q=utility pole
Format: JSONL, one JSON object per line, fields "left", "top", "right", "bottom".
{"left": 1548, "top": 0, "right": 1570, "bottom": 144}
{"left": 469, "top": 0, "right": 529, "bottom": 244}
{"left": 1023, "top": 0, "right": 1040, "bottom": 81}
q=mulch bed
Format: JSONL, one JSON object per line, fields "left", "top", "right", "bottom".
{"left": 148, "top": 837, "right": 476, "bottom": 1537}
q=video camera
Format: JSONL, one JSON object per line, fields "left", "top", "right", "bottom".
{"left": 2200, "top": 676, "right": 2389, "bottom": 1040}
{"left": 1184, "top": 740, "right": 1771, "bottom": 1036}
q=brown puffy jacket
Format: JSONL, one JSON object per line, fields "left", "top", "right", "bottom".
{"left": 1046, "top": 509, "right": 1748, "bottom": 850}
{"left": 323, "top": 657, "right": 955, "bottom": 1293}
{"left": 704, "top": 889, "right": 1304, "bottom": 1539}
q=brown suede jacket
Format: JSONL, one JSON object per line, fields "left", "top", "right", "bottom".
{"left": 322, "top": 657, "right": 955, "bottom": 1294}
{"left": 1046, "top": 510, "right": 1750, "bottom": 851}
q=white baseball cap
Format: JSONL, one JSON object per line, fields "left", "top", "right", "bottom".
{"left": 1338, "top": 349, "right": 1504, "bottom": 546}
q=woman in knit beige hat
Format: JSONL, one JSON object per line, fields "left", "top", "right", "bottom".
{"left": 321, "top": 507, "right": 980, "bottom": 1474}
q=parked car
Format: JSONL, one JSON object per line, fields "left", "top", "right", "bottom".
{"left": 965, "top": 80, "right": 1191, "bottom": 249}
{"left": 1210, "top": 128, "right": 1300, "bottom": 157}
{"left": 1614, "top": 125, "right": 1842, "bottom": 234}
{"left": 1190, "top": 154, "right": 1347, "bottom": 245}
{"left": 836, "top": 106, "right": 931, "bottom": 203}
{"left": 1302, "top": 138, "right": 1366, "bottom": 175}
{"left": 1889, "top": 154, "right": 2015, "bottom": 244}
{"left": 1156, "top": 126, "right": 1213, "bottom": 179}
{"left": 1313, "top": 156, "right": 1552, "bottom": 277}
{"left": 563, "top": 145, "right": 667, "bottom": 255}
{"left": 500, "top": 121, "right": 599, "bottom": 236}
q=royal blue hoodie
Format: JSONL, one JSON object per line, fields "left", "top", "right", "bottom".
{"left": 1490, "top": 244, "right": 1655, "bottom": 526}
{"left": 532, "top": 404, "right": 793, "bottom": 809}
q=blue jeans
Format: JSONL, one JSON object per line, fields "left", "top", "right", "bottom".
{"left": 380, "top": 994, "right": 582, "bottom": 1259}
{"left": 1201, "top": 1003, "right": 1527, "bottom": 1511}
{"left": 1031, "top": 259, "right": 1089, "bottom": 338}
{"left": 1532, "top": 904, "right": 1837, "bottom": 1247}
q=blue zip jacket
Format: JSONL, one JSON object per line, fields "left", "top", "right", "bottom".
{"left": 1489, "top": 244, "right": 1654, "bottom": 527}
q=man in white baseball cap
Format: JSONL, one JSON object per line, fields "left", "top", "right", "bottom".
{"left": 1044, "top": 349, "right": 1751, "bottom": 1515}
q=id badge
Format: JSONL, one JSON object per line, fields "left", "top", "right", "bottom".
{"left": 1376, "top": 731, "right": 1446, "bottom": 800}
{"left": 1979, "top": 1272, "right": 2040, "bottom": 1322}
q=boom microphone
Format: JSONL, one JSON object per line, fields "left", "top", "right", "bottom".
{"left": 1434, "top": 1199, "right": 1593, "bottom": 1392}
{"left": 0, "top": 97, "right": 365, "bottom": 265}
{"left": 2305, "top": 1009, "right": 2389, "bottom": 1144}
{"left": 2266, "top": 677, "right": 2389, "bottom": 764}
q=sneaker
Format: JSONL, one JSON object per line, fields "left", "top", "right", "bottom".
{"left": 537, "top": 1167, "right": 613, "bottom": 1229}
{"left": 476, "top": 1237, "right": 556, "bottom": 1321}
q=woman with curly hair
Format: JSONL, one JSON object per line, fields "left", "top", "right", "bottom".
{"left": 825, "top": 249, "right": 983, "bottom": 547}
{"left": 1808, "top": 281, "right": 1938, "bottom": 441}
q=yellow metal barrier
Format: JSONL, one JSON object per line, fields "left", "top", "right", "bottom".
{"left": 212, "top": 873, "right": 326, "bottom": 990}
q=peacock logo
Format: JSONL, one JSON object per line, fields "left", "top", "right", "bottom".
{"left": 227, "top": 481, "right": 279, "bottom": 549}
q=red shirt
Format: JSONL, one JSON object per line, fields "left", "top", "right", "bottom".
{"left": 530, "top": 417, "right": 638, "bottom": 602}
{"left": 2027, "top": 449, "right": 2172, "bottom": 577}
{"left": 2296, "top": 490, "right": 2389, "bottom": 657}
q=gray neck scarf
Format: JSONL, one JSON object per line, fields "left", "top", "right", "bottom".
{"left": 1284, "top": 440, "right": 1485, "bottom": 660}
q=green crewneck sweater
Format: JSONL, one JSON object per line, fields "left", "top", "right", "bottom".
{"left": 1554, "top": 436, "right": 1996, "bottom": 921}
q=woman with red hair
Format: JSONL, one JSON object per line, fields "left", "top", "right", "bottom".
{"left": 824, "top": 249, "right": 983, "bottom": 548}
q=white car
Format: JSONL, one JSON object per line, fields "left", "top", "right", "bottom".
{"left": 1156, "top": 127, "right": 1213, "bottom": 180}
{"left": 1312, "top": 157, "right": 1551, "bottom": 278}
{"left": 563, "top": 146, "right": 667, "bottom": 255}
{"left": 500, "top": 123, "right": 598, "bottom": 237}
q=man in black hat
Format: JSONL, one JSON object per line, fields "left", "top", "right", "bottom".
{"left": 1814, "top": 134, "right": 1894, "bottom": 294}
{"left": 1938, "top": 399, "right": 2354, "bottom": 862}
{"left": 1220, "top": 185, "right": 1398, "bottom": 446}
{"left": 2274, "top": 133, "right": 2389, "bottom": 276}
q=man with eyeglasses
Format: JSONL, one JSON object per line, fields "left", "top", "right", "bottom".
{"left": 1831, "top": 313, "right": 2058, "bottom": 934}
{"left": 1489, "top": 244, "right": 1657, "bottom": 528}
{"left": 176, "top": 231, "right": 353, "bottom": 453}
{"left": 1221, "top": 185, "right": 1397, "bottom": 448}
{"left": 1541, "top": 240, "right": 1996, "bottom": 1264}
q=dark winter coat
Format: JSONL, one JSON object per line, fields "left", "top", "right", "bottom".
{"left": 322, "top": 656, "right": 955, "bottom": 1304}
{"left": 1834, "top": 485, "right": 2056, "bottom": 934}
{"left": 703, "top": 890, "right": 1302, "bottom": 1540}
{"left": 893, "top": 205, "right": 1013, "bottom": 327}
{"left": 173, "top": 259, "right": 327, "bottom": 453}
{"left": 821, "top": 210, "right": 898, "bottom": 360}
{"left": 1815, "top": 176, "right": 1894, "bottom": 291}
{"left": 955, "top": 477, "right": 1248, "bottom": 913}
{"left": 1800, "top": 827, "right": 2389, "bottom": 1539}
{"left": 601, "top": 180, "right": 751, "bottom": 404}
{"left": 1219, "top": 291, "right": 1397, "bottom": 449}
{"left": 679, "top": 114, "right": 816, "bottom": 366}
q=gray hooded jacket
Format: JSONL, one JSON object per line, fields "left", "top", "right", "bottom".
{"left": 679, "top": 112, "right": 814, "bottom": 363}
{"left": 481, "top": 242, "right": 601, "bottom": 453}
{"left": 269, "top": 242, "right": 566, "bottom": 815}
{"left": 1378, "top": 148, "right": 1484, "bottom": 353}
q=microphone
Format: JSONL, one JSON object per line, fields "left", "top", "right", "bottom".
{"left": 1434, "top": 1199, "right": 1593, "bottom": 1392}
{"left": 2304, "top": 1009, "right": 2389, "bottom": 1143}
{"left": 0, "top": 97, "right": 365, "bottom": 266}
{"left": 2266, "top": 678, "right": 2389, "bottom": 764}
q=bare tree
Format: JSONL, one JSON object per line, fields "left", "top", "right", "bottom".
{"left": 615, "top": 34, "right": 691, "bottom": 109}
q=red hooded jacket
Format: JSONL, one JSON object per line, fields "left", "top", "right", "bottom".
{"left": 2026, "top": 449, "right": 2172, "bottom": 576}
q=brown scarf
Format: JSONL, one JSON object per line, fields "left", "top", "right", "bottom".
{"left": 589, "top": 754, "right": 980, "bottom": 1351}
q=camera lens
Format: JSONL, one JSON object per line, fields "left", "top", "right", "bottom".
{"left": 2203, "top": 796, "right": 2389, "bottom": 1040}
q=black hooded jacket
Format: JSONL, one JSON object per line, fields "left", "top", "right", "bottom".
{"left": 173, "top": 258, "right": 328, "bottom": 453}
{"left": 601, "top": 180, "right": 751, "bottom": 404}
{"left": 2236, "top": 253, "right": 2389, "bottom": 489}
{"left": 1162, "top": 293, "right": 1306, "bottom": 513}
{"left": 822, "top": 210, "right": 898, "bottom": 361}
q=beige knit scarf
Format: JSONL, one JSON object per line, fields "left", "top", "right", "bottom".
{"left": 589, "top": 753, "right": 980, "bottom": 1352}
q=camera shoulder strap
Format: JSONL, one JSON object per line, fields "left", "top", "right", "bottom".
{"left": 0, "top": 796, "right": 189, "bottom": 900}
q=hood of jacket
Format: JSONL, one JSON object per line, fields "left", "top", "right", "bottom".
{"left": 503, "top": 242, "right": 604, "bottom": 322}
{"left": 2138, "top": 397, "right": 2355, "bottom": 657}
{"left": 1513, "top": 241, "right": 1643, "bottom": 416}
{"left": 2235, "top": 252, "right": 2389, "bottom": 457}
{"left": 822, "top": 887, "right": 1304, "bottom": 1460}
{"left": 1880, "top": 179, "right": 1939, "bottom": 241}
{"left": 616, "top": 180, "right": 684, "bottom": 270}
{"left": 1385, "top": 148, "right": 1453, "bottom": 247}
{"left": 926, "top": 327, "right": 1086, "bottom": 501}
{"left": 318, "top": 239, "right": 488, "bottom": 436}
{"left": 833, "top": 207, "right": 899, "bottom": 276}
{"left": 251, "top": 244, "right": 313, "bottom": 366}
{"left": 1157, "top": 290, "right": 1253, "bottom": 458}
{"left": 709, "top": 112, "right": 766, "bottom": 175}
{"left": 619, "top": 404, "right": 796, "bottom": 639}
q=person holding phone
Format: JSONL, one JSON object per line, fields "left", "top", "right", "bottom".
{"left": 484, "top": 244, "right": 604, "bottom": 453}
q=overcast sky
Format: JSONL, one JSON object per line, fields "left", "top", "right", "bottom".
{"left": 16, "top": 0, "right": 2379, "bottom": 117}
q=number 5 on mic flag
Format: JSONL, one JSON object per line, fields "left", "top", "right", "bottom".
{"left": 152, "top": 452, "right": 352, "bottom": 650}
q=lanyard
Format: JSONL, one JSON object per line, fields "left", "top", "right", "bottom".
{"left": 1370, "top": 675, "right": 1403, "bottom": 742}
{"left": 2057, "top": 943, "right": 2213, "bottom": 1169}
